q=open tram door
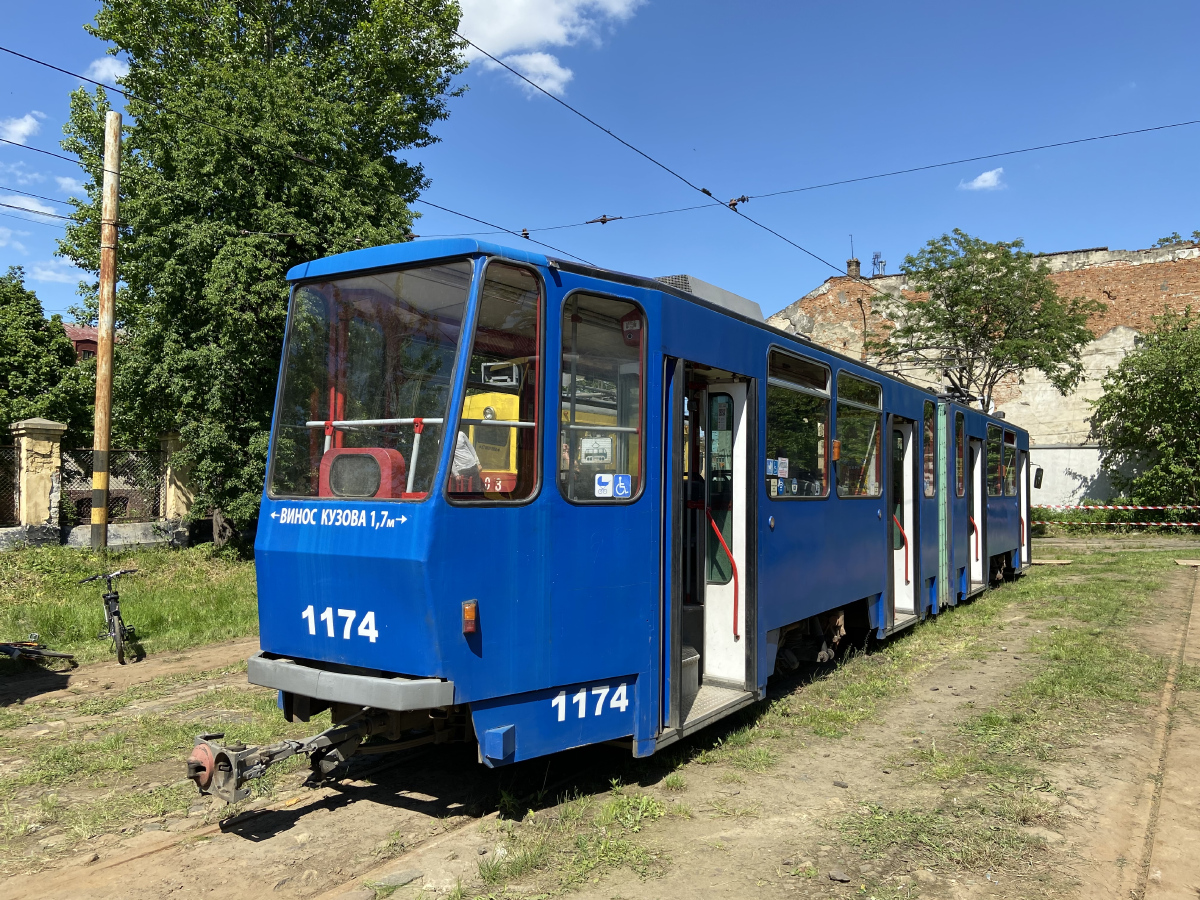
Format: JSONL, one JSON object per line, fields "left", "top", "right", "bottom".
{"left": 661, "top": 360, "right": 756, "bottom": 740}
{"left": 887, "top": 416, "right": 918, "bottom": 629}
{"left": 967, "top": 436, "right": 986, "bottom": 592}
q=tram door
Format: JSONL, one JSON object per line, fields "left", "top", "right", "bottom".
{"left": 1019, "top": 451, "right": 1030, "bottom": 566}
{"left": 967, "top": 438, "right": 985, "bottom": 588}
{"left": 664, "top": 362, "right": 753, "bottom": 732}
{"left": 889, "top": 420, "right": 917, "bottom": 625}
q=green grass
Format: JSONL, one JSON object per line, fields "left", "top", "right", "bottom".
{"left": 839, "top": 803, "right": 1046, "bottom": 871}
{"left": 844, "top": 548, "right": 1182, "bottom": 875}
{"left": 661, "top": 772, "right": 686, "bottom": 792}
{"left": 0, "top": 543, "right": 257, "bottom": 667}
{"left": 473, "top": 787, "right": 668, "bottom": 893}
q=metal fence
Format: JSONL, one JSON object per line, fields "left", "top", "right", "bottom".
{"left": 60, "top": 449, "right": 167, "bottom": 527}
{"left": 0, "top": 446, "right": 17, "bottom": 527}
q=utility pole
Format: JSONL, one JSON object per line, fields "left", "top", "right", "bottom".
{"left": 92, "top": 110, "right": 121, "bottom": 551}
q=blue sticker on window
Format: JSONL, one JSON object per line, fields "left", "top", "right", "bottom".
{"left": 766, "top": 459, "right": 778, "bottom": 476}
{"left": 614, "top": 474, "right": 632, "bottom": 498}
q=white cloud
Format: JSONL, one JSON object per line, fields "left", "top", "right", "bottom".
{"left": 56, "top": 176, "right": 86, "bottom": 195}
{"left": 459, "top": 0, "right": 642, "bottom": 95}
{"left": 30, "top": 261, "right": 79, "bottom": 284}
{"left": 959, "top": 167, "right": 1006, "bottom": 191}
{"left": 501, "top": 52, "right": 574, "bottom": 95}
{"left": 1, "top": 194, "right": 57, "bottom": 218}
{"left": 0, "top": 225, "right": 29, "bottom": 254}
{"left": 0, "top": 161, "right": 44, "bottom": 185}
{"left": 0, "top": 110, "right": 47, "bottom": 145}
{"left": 85, "top": 56, "right": 129, "bottom": 83}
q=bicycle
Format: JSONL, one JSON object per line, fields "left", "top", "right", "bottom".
{"left": 1, "top": 634, "right": 77, "bottom": 667}
{"left": 79, "top": 569, "right": 138, "bottom": 664}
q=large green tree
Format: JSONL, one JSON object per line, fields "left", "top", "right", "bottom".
{"left": 1091, "top": 309, "right": 1200, "bottom": 504}
{"left": 58, "top": 0, "right": 465, "bottom": 527}
{"left": 0, "top": 267, "right": 94, "bottom": 440}
{"left": 870, "top": 230, "right": 1104, "bottom": 411}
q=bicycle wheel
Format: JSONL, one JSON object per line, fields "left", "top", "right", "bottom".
{"left": 113, "top": 618, "right": 126, "bottom": 665}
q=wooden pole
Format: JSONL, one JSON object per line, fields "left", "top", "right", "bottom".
{"left": 91, "top": 110, "right": 121, "bottom": 551}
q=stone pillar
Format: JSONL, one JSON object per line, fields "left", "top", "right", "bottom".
{"left": 10, "top": 418, "right": 67, "bottom": 529}
{"left": 159, "top": 431, "right": 194, "bottom": 520}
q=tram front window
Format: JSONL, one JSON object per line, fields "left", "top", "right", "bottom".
{"left": 558, "top": 293, "right": 645, "bottom": 503}
{"left": 448, "top": 263, "right": 542, "bottom": 502}
{"left": 269, "top": 261, "right": 473, "bottom": 500}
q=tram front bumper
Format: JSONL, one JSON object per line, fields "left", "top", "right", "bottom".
{"left": 248, "top": 652, "right": 456, "bottom": 712}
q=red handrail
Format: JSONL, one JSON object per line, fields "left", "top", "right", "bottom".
{"left": 892, "top": 514, "right": 910, "bottom": 584}
{"left": 1019, "top": 515, "right": 1025, "bottom": 546}
{"left": 706, "top": 509, "right": 739, "bottom": 640}
{"left": 969, "top": 516, "right": 980, "bottom": 560}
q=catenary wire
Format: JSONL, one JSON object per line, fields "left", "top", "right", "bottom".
{"left": 0, "top": 201, "right": 75, "bottom": 221}
{"left": 0, "top": 44, "right": 593, "bottom": 265}
{"left": 0, "top": 183, "right": 79, "bottom": 206}
{"left": 0, "top": 209, "right": 69, "bottom": 229}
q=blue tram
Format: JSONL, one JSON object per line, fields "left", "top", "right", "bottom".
{"left": 186, "top": 239, "right": 1032, "bottom": 800}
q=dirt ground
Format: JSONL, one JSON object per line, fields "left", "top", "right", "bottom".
{"left": 2, "top": 538, "right": 1198, "bottom": 900}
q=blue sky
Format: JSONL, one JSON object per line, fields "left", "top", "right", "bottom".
{"left": 2, "top": 0, "right": 1198, "bottom": 318}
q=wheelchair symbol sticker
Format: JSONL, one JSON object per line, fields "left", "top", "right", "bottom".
{"left": 614, "top": 474, "right": 632, "bottom": 498}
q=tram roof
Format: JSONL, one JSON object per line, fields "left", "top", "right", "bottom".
{"left": 285, "top": 238, "right": 548, "bottom": 282}
{"left": 284, "top": 239, "right": 1023, "bottom": 434}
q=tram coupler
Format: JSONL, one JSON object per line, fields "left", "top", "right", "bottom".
{"left": 186, "top": 713, "right": 387, "bottom": 804}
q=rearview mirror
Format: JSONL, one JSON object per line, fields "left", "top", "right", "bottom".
{"left": 1033, "top": 467, "right": 1044, "bottom": 489}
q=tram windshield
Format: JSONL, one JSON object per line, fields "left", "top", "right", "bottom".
{"left": 270, "top": 261, "right": 473, "bottom": 499}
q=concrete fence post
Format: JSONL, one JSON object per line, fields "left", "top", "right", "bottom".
{"left": 10, "top": 418, "right": 67, "bottom": 533}
{"left": 159, "top": 431, "right": 194, "bottom": 521}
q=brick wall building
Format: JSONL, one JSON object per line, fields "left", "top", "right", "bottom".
{"left": 766, "top": 243, "right": 1200, "bottom": 504}
{"left": 63, "top": 324, "right": 98, "bottom": 360}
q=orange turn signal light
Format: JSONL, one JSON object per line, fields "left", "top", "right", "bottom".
{"left": 831, "top": 439, "right": 841, "bottom": 461}
{"left": 462, "top": 600, "right": 478, "bottom": 634}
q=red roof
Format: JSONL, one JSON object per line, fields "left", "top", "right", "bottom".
{"left": 63, "top": 325, "right": 98, "bottom": 343}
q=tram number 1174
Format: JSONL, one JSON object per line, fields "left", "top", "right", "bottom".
{"left": 551, "top": 683, "right": 629, "bottom": 722}
{"left": 301, "top": 605, "right": 379, "bottom": 643}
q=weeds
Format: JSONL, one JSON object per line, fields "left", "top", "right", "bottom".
{"left": 0, "top": 543, "right": 257, "bottom": 668}
{"left": 661, "top": 772, "right": 686, "bottom": 792}
{"left": 839, "top": 803, "right": 1045, "bottom": 871}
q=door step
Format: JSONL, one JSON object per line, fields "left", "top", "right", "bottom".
{"left": 676, "top": 684, "right": 755, "bottom": 734}
{"left": 884, "top": 612, "right": 920, "bottom": 636}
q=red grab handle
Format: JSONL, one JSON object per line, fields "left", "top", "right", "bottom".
{"left": 969, "top": 516, "right": 980, "bottom": 560}
{"left": 892, "top": 514, "right": 910, "bottom": 584}
{"left": 706, "top": 509, "right": 739, "bottom": 641}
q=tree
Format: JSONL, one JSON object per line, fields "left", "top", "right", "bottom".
{"left": 871, "top": 230, "right": 1104, "bottom": 411}
{"left": 1154, "top": 230, "right": 1200, "bottom": 248}
{"left": 1091, "top": 309, "right": 1200, "bottom": 504}
{"left": 0, "top": 267, "right": 94, "bottom": 440}
{"left": 57, "top": 0, "right": 465, "bottom": 528}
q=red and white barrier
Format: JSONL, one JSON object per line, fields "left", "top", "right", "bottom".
{"left": 1032, "top": 521, "right": 1200, "bottom": 527}
{"left": 1034, "top": 504, "right": 1200, "bottom": 511}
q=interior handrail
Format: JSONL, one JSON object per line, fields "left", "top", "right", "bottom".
{"left": 305, "top": 417, "right": 445, "bottom": 428}
{"left": 968, "top": 515, "right": 980, "bottom": 560}
{"left": 892, "top": 513, "right": 910, "bottom": 584}
{"left": 705, "top": 508, "right": 739, "bottom": 641}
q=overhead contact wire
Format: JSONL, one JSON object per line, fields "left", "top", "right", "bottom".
{"left": 0, "top": 44, "right": 592, "bottom": 265}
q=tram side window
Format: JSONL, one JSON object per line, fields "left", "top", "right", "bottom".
{"left": 765, "top": 351, "right": 830, "bottom": 499}
{"left": 558, "top": 293, "right": 645, "bottom": 502}
{"left": 955, "top": 412, "right": 965, "bottom": 497}
{"left": 922, "top": 400, "right": 936, "bottom": 498}
{"left": 1003, "top": 431, "right": 1018, "bottom": 496}
{"left": 835, "top": 372, "right": 883, "bottom": 498}
{"left": 270, "top": 261, "right": 473, "bottom": 500}
{"left": 448, "top": 263, "right": 542, "bottom": 502}
{"left": 986, "top": 425, "right": 1003, "bottom": 496}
